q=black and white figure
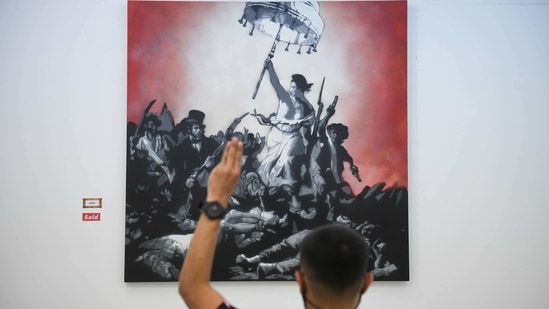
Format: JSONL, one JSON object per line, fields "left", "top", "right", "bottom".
{"left": 125, "top": 99, "right": 408, "bottom": 282}
{"left": 254, "top": 59, "right": 315, "bottom": 197}
{"left": 169, "top": 110, "right": 222, "bottom": 222}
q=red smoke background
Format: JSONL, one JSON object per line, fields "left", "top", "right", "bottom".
{"left": 127, "top": 1, "right": 407, "bottom": 193}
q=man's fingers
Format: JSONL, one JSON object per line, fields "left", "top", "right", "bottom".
{"left": 230, "top": 139, "right": 243, "bottom": 169}
{"left": 222, "top": 138, "right": 235, "bottom": 167}
{"left": 220, "top": 141, "right": 230, "bottom": 166}
{"left": 219, "top": 137, "right": 243, "bottom": 173}
{"left": 224, "top": 137, "right": 242, "bottom": 169}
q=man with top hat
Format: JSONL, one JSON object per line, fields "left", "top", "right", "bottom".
{"left": 169, "top": 110, "right": 221, "bottom": 222}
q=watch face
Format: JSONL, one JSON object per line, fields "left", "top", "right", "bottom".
{"left": 203, "top": 201, "right": 225, "bottom": 219}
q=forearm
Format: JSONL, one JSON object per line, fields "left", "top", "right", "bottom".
{"left": 267, "top": 64, "right": 279, "bottom": 86}
{"left": 180, "top": 215, "right": 220, "bottom": 284}
{"left": 267, "top": 65, "right": 285, "bottom": 96}
{"left": 178, "top": 137, "right": 243, "bottom": 308}
{"left": 179, "top": 212, "right": 224, "bottom": 308}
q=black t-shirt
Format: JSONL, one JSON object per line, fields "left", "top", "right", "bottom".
{"left": 218, "top": 302, "right": 236, "bottom": 309}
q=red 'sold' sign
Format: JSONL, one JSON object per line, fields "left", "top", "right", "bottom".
{"left": 82, "top": 213, "right": 101, "bottom": 221}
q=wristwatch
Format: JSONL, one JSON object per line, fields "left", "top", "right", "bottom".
{"left": 198, "top": 201, "right": 226, "bottom": 220}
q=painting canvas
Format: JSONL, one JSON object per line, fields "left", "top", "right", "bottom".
{"left": 125, "top": 0, "right": 408, "bottom": 282}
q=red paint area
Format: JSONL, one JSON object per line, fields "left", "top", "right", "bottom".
{"left": 323, "top": 2, "right": 407, "bottom": 190}
{"left": 127, "top": 1, "right": 407, "bottom": 190}
{"left": 128, "top": 2, "right": 216, "bottom": 121}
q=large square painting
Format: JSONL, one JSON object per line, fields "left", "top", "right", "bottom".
{"left": 125, "top": 0, "right": 408, "bottom": 282}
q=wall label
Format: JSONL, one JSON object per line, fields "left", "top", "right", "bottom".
{"left": 82, "top": 213, "right": 101, "bottom": 221}
{"left": 83, "top": 198, "right": 102, "bottom": 208}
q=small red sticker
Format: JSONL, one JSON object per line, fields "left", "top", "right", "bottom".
{"left": 82, "top": 213, "right": 101, "bottom": 221}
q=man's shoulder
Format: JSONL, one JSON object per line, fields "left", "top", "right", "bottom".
{"left": 203, "top": 136, "right": 222, "bottom": 147}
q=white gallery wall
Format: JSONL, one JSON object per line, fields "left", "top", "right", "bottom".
{"left": 1, "top": 0, "right": 548, "bottom": 308}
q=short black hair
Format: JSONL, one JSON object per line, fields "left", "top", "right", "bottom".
{"left": 327, "top": 123, "right": 349, "bottom": 141}
{"left": 299, "top": 224, "right": 369, "bottom": 292}
{"left": 291, "top": 74, "right": 313, "bottom": 92}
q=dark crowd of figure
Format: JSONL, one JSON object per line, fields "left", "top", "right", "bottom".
{"left": 125, "top": 61, "right": 409, "bottom": 282}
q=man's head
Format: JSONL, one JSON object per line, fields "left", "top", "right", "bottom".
{"left": 183, "top": 110, "right": 206, "bottom": 139}
{"left": 327, "top": 123, "right": 349, "bottom": 144}
{"left": 143, "top": 114, "right": 161, "bottom": 133}
{"left": 296, "top": 224, "right": 373, "bottom": 308}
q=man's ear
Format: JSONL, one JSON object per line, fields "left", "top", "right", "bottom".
{"left": 360, "top": 272, "right": 375, "bottom": 294}
{"left": 295, "top": 270, "right": 306, "bottom": 294}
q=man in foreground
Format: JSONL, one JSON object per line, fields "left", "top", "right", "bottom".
{"left": 179, "top": 137, "right": 374, "bottom": 309}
